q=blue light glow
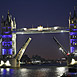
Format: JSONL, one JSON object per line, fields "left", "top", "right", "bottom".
{"left": 70, "top": 24, "right": 74, "bottom": 26}
{"left": 2, "top": 41, "right": 12, "bottom": 46}
{"left": 3, "top": 69, "right": 7, "bottom": 75}
{"left": 2, "top": 35, "right": 12, "bottom": 38}
{"left": 70, "top": 39, "right": 76, "bottom": 43}
{"left": 2, "top": 50, "right": 4, "bottom": 55}
{"left": 4, "top": 31, "right": 10, "bottom": 34}
{"left": 8, "top": 27, "right": 11, "bottom": 29}
{"left": 8, "top": 49, "right": 12, "bottom": 55}
{"left": 2, "top": 49, "right": 12, "bottom": 55}
{"left": 2, "top": 27, "right": 11, "bottom": 29}
{"left": 70, "top": 32, "right": 77, "bottom": 35}
{"left": 70, "top": 47, "right": 74, "bottom": 53}
{"left": 2, "top": 49, "right": 6, "bottom": 55}
{"left": 12, "top": 31, "right": 16, "bottom": 33}
{"left": 72, "top": 29, "right": 77, "bottom": 31}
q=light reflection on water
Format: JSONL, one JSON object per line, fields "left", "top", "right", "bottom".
{"left": 0, "top": 66, "right": 68, "bottom": 77}
{"left": 56, "top": 67, "right": 68, "bottom": 77}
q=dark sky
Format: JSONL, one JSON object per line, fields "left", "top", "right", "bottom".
{"left": 0, "top": 0, "right": 77, "bottom": 59}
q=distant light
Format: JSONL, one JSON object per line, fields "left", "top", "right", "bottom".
{"left": 70, "top": 59, "right": 75, "bottom": 65}
{"left": 23, "top": 28, "right": 27, "bottom": 31}
{"left": 54, "top": 27, "right": 58, "bottom": 30}
{"left": 56, "top": 67, "right": 66, "bottom": 76}
{"left": 37, "top": 26, "right": 43, "bottom": 31}
{"left": 67, "top": 53, "right": 70, "bottom": 56}
{"left": 29, "top": 38, "right": 32, "bottom": 40}
{"left": 0, "top": 60, "right": 4, "bottom": 66}
{"left": 22, "top": 49, "right": 25, "bottom": 52}
{"left": 61, "top": 30, "right": 63, "bottom": 32}
{"left": 59, "top": 47, "right": 63, "bottom": 51}
{"left": 1, "top": 68, "right": 4, "bottom": 72}
{"left": 5, "top": 60, "right": 11, "bottom": 66}
{"left": 6, "top": 68, "right": 10, "bottom": 71}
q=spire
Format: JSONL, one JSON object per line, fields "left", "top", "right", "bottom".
{"left": 1, "top": 15, "right": 4, "bottom": 23}
{"left": 8, "top": 10, "right": 10, "bottom": 15}
{"left": 73, "top": 6, "right": 76, "bottom": 17}
{"left": 69, "top": 12, "right": 71, "bottom": 19}
{"left": 13, "top": 17, "right": 16, "bottom": 24}
{"left": 1, "top": 15, "right": 4, "bottom": 20}
{"left": 7, "top": 10, "right": 11, "bottom": 22}
{"left": 13, "top": 17, "right": 16, "bottom": 28}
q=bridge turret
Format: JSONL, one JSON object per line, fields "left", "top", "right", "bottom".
{"left": 69, "top": 6, "right": 77, "bottom": 56}
{"left": 73, "top": 6, "right": 77, "bottom": 18}
{"left": 1, "top": 11, "right": 17, "bottom": 59}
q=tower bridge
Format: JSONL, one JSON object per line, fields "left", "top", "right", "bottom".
{"left": 0, "top": 8, "right": 77, "bottom": 67}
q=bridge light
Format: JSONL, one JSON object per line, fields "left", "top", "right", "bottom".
{"left": 37, "top": 26, "right": 43, "bottom": 31}
{"left": 1, "top": 60, "right": 4, "bottom": 66}
{"left": 23, "top": 28, "right": 27, "bottom": 31}
{"left": 5, "top": 60, "right": 11, "bottom": 66}
{"left": 61, "top": 30, "right": 63, "bottom": 32}
{"left": 70, "top": 59, "right": 75, "bottom": 65}
{"left": 72, "top": 20, "right": 73, "bottom": 23}
{"left": 54, "top": 27, "right": 58, "bottom": 30}
{"left": 67, "top": 53, "right": 70, "bottom": 56}
{"left": 59, "top": 47, "right": 63, "bottom": 51}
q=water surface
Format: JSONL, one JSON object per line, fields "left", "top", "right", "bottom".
{"left": 0, "top": 65, "right": 68, "bottom": 77}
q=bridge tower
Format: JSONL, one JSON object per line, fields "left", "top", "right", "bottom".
{"left": 0, "top": 11, "right": 31, "bottom": 67}
{"left": 69, "top": 7, "right": 77, "bottom": 56}
{"left": 1, "top": 11, "right": 16, "bottom": 59}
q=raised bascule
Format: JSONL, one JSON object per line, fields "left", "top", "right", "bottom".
{"left": 0, "top": 7, "right": 77, "bottom": 67}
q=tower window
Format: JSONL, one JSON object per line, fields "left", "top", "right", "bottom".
{"left": 72, "top": 21, "right": 73, "bottom": 23}
{"left": 74, "top": 26, "right": 76, "bottom": 28}
{"left": 73, "top": 35, "right": 74, "bottom": 38}
{"left": 75, "top": 36, "right": 76, "bottom": 38}
{"left": 75, "top": 43, "right": 77, "bottom": 45}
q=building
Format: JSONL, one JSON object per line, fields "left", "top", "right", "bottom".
{"left": 1, "top": 11, "right": 16, "bottom": 59}
{"left": 69, "top": 7, "right": 77, "bottom": 56}
{"left": 0, "top": 11, "right": 31, "bottom": 67}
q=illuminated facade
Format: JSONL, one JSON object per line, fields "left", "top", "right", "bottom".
{"left": 69, "top": 8, "right": 77, "bottom": 55}
{"left": 0, "top": 11, "right": 31, "bottom": 67}
{"left": 1, "top": 11, "right": 16, "bottom": 58}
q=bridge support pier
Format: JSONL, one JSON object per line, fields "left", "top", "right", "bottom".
{"left": 10, "top": 59, "right": 20, "bottom": 68}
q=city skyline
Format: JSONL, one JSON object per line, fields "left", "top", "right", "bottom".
{"left": 0, "top": 0, "right": 77, "bottom": 59}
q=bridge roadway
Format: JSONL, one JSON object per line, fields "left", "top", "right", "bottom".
{"left": 15, "top": 26, "right": 69, "bottom": 34}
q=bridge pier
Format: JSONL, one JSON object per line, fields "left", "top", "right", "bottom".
{"left": 10, "top": 59, "right": 20, "bottom": 68}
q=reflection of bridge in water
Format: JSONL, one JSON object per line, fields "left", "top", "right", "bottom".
{"left": 0, "top": 7, "right": 77, "bottom": 67}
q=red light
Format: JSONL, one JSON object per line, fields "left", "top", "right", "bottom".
{"left": 67, "top": 53, "right": 70, "bottom": 56}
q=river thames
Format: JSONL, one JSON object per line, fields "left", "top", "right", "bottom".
{"left": 0, "top": 65, "right": 68, "bottom": 77}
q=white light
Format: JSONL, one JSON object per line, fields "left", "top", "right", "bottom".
{"left": 1, "top": 68, "right": 4, "bottom": 72}
{"left": 59, "top": 47, "right": 63, "bottom": 51}
{"left": 54, "top": 27, "right": 58, "bottom": 30}
{"left": 5, "top": 60, "right": 11, "bottom": 66}
{"left": 56, "top": 67, "right": 66, "bottom": 77}
{"left": 37, "top": 26, "right": 43, "bottom": 31}
{"left": 61, "top": 30, "right": 63, "bottom": 32}
{"left": 20, "top": 68, "right": 29, "bottom": 77}
{"left": 29, "top": 38, "right": 32, "bottom": 40}
{"left": 70, "top": 59, "right": 75, "bottom": 65}
{"left": 6, "top": 68, "right": 10, "bottom": 71}
{"left": 0, "top": 60, "right": 4, "bottom": 66}
{"left": 23, "top": 28, "right": 27, "bottom": 31}
{"left": 22, "top": 49, "right": 25, "bottom": 52}
{"left": 20, "top": 68, "right": 28, "bottom": 72}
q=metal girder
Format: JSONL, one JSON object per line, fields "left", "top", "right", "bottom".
{"left": 16, "top": 30, "right": 69, "bottom": 34}
{"left": 14, "top": 26, "right": 69, "bottom": 34}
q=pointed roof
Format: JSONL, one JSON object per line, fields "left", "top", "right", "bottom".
{"left": 8, "top": 10, "right": 10, "bottom": 15}
{"left": 7, "top": 10, "right": 11, "bottom": 22}
{"left": 73, "top": 6, "right": 76, "bottom": 17}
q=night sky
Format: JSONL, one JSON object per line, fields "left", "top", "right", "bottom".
{"left": 0, "top": 0, "right": 77, "bottom": 59}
